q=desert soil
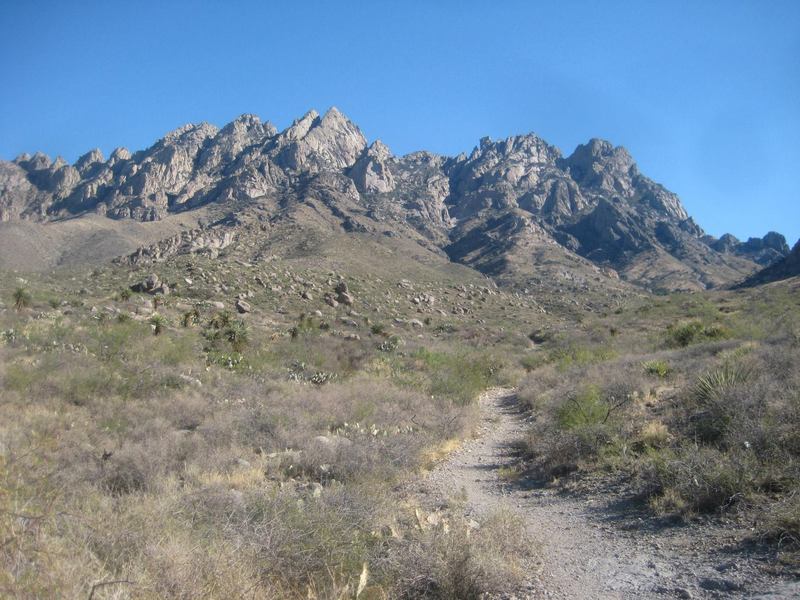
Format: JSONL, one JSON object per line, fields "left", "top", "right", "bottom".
{"left": 425, "top": 388, "right": 800, "bottom": 599}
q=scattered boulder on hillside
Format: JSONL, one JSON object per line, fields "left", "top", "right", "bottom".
{"left": 235, "top": 298, "right": 251, "bottom": 313}
{"left": 130, "top": 273, "right": 170, "bottom": 295}
{"left": 323, "top": 293, "right": 339, "bottom": 308}
{"left": 335, "top": 281, "right": 354, "bottom": 305}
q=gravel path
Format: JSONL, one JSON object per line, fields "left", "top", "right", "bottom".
{"left": 426, "top": 388, "right": 800, "bottom": 599}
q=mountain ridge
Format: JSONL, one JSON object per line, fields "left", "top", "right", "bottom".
{"left": 0, "top": 107, "right": 790, "bottom": 291}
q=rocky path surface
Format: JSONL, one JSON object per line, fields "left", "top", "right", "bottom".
{"left": 426, "top": 388, "right": 800, "bottom": 599}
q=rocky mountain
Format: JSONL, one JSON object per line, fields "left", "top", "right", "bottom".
{"left": 736, "top": 240, "right": 800, "bottom": 287}
{"left": 0, "top": 108, "right": 789, "bottom": 290}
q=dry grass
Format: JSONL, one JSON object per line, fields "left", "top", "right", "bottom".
{"left": 0, "top": 258, "right": 525, "bottom": 597}
{"left": 516, "top": 281, "right": 800, "bottom": 554}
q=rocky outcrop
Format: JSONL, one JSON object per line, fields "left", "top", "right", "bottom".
{"left": 130, "top": 273, "right": 170, "bottom": 295}
{"left": 349, "top": 140, "right": 395, "bottom": 193}
{"left": 116, "top": 227, "right": 236, "bottom": 265}
{"left": 710, "top": 231, "right": 789, "bottom": 266}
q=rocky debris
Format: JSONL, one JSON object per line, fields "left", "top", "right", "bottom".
{"left": 130, "top": 273, "right": 170, "bottom": 295}
{"left": 235, "top": 299, "right": 251, "bottom": 314}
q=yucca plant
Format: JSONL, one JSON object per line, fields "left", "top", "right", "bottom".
{"left": 691, "top": 362, "right": 753, "bottom": 443}
{"left": 224, "top": 319, "right": 249, "bottom": 352}
{"left": 694, "top": 362, "right": 752, "bottom": 404}
{"left": 12, "top": 287, "right": 31, "bottom": 311}
{"left": 149, "top": 313, "right": 168, "bottom": 336}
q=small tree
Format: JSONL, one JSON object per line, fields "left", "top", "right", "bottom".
{"left": 13, "top": 287, "right": 31, "bottom": 311}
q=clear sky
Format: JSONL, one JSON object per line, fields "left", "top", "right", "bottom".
{"left": 1, "top": 1, "right": 798, "bottom": 244}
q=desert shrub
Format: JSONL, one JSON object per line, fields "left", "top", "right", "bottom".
{"left": 638, "top": 421, "right": 671, "bottom": 449}
{"left": 379, "top": 335, "right": 401, "bottom": 352}
{"left": 643, "top": 445, "right": 759, "bottom": 514}
{"left": 665, "top": 320, "right": 729, "bottom": 347}
{"left": 549, "top": 343, "right": 616, "bottom": 371}
{"left": 557, "top": 385, "right": 608, "bottom": 429}
{"left": 389, "top": 510, "right": 531, "bottom": 599}
{"left": 642, "top": 359, "right": 671, "bottom": 378}
{"left": 764, "top": 491, "right": 800, "bottom": 550}
{"left": 181, "top": 307, "right": 200, "bottom": 327}
{"left": 223, "top": 319, "right": 249, "bottom": 352}
{"left": 410, "top": 347, "right": 501, "bottom": 406}
{"left": 181, "top": 485, "right": 378, "bottom": 595}
{"left": 0, "top": 437, "right": 63, "bottom": 597}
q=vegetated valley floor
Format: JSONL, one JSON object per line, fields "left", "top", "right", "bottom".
{"left": 427, "top": 388, "right": 800, "bottom": 599}
{"left": 2, "top": 227, "right": 800, "bottom": 598}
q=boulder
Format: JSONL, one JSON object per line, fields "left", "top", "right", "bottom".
{"left": 235, "top": 299, "right": 251, "bottom": 313}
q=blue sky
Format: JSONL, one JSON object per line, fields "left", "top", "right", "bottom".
{"left": 1, "top": 1, "right": 798, "bottom": 243}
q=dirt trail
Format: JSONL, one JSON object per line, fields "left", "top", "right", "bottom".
{"left": 426, "top": 388, "right": 799, "bottom": 599}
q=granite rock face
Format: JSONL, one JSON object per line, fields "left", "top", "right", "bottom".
{"left": 0, "top": 107, "right": 789, "bottom": 290}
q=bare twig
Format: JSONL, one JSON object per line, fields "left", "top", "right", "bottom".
{"left": 88, "top": 578, "right": 136, "bottom": 600}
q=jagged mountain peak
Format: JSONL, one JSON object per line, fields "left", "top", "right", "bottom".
{"left": 0, "top": 110, "right": 790, "bottom": 291}
{"left": 367, "top": 139, "right": 392, "bottom": 160}
{"left": 563, "top": 139, "right": 636, "bottom": 187}
{"left": 158, "top": 122, "right": 219, "bottom": 146}
{"left": 272, "top": 107, "right": 367, "bottom": 172}
{"left": 75, "top": 148, "right": 104, "bottom": 171}
{"left": 282, "top": 109, "right": 321, "bottom": 140}
{"left": 470, "top": 133, "right": 561, "bottom": 163}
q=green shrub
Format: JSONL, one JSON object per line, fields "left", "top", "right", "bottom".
{"left": 412, "top": 348, "right": 500, "bottom": 406}
{"left": 642, "top": 359, "right": 671, "bottom": 378}
{"left": 666, "top": 320, "right": 729, "bottom": 347}
{"left": 557, "top": 385, "right": 608, "bottom": 429}
{"left": 549, "top": 344, "right": 616, "bottom": 371}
